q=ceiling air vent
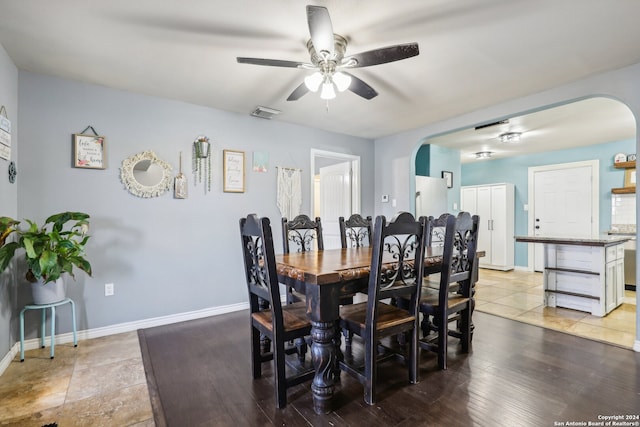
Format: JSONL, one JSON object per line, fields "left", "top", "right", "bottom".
{"left": 250, "top": 106, "right": 281, "bottom": 120}
{"left": 474, "top": 119, "right": 509, "bottom": 130}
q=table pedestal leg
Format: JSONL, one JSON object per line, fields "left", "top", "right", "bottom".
{"left": 310, "top": 320, "right": 335, "bottom": 414}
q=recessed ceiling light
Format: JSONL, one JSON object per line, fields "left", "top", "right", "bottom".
{"left": 499, "top": 132, "right": 522, "bottom": 143}
{"left": 475, "top": 151, "right": 493, "bottom": 159}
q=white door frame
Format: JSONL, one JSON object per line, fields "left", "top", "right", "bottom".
{"left": 310, "top": 149, "right": 361, "bottom": 220}
{"left": 526, "top": 159, "right": 599, "bottom": 270}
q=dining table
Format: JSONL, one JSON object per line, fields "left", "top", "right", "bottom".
{"left": 275, "top": 246, "right": 446, "bottom": 414}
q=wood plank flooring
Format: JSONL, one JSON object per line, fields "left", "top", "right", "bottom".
{"left": 2, "top": 303, "right": 639, "bottom": 425}
{"left": 139, "top": 309, "right": 640, "bottom": 426}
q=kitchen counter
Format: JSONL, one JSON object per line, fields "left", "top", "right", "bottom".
{"left": 515, "top": 235, "right": 627, "bottom": 316}
{"left": 515, "top": 235, "right": 631, "bottom": 246}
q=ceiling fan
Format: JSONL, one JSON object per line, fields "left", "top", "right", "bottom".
{"left": 237, "top": 5, "right": 419, "bottom": 101}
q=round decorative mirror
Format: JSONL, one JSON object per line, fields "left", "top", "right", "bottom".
{"left": 120, "top": 150, "right": 173, "bottom": 198}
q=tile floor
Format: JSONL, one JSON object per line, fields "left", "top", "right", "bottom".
{"left": 0, "top": 269, "right": 636, "bottom": 425}
{"left": 474, "top": 269, "right": 637, "bottom": 349}
{"left": 0, "top": 331, "right": 154, "bottom": 426}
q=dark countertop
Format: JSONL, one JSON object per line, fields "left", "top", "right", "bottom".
{"left": 515, "top": 235, "right": 631, "bottom": 246}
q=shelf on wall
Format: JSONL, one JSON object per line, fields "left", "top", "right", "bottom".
{"left": 613, "top": 161, "right": 636, "bottom": 169}
{"left": 611, "top": 187, "right": 636, "bottom": 194}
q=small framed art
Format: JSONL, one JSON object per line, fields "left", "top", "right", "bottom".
{"left": 223, "top": 149, "right": 245, "bottom": 193}
{"left": 442, "top": 170, "right": 453, "bottom": 188}
{"left": 624, "top": 168, "right": 636, "bottom": 187}
{"left": 73, "top": 134, "right": 106, "bottom": 169}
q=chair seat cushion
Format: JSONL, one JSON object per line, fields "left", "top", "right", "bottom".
{"left": 252, "top": 302, "right": 310, "bottom": 333}
{"left": 340, "top": 302, "right": 415, "bottom": 334}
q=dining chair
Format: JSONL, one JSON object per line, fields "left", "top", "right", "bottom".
{"left": 239, "top": 214, "right": 314, "bottom": 408}
{"left": 418, "top": 211, "right": 479, "bottom": 370}
{"left": 282, "top": 214, "right": 324, "bottom": 305}
{"left": 282, "top": 214, "right": 324, "bottom": 253}
{"left": 337, "top": 213, "right": 373, "bottom": 346}
{"left": 339, "top": 214, "right": 373, "bottom": 248}
{"left": 337, "top": 211, "right": 427, "bottom": 405}
{"left": 423, "top": 213, "right": 452, "bottom": 290}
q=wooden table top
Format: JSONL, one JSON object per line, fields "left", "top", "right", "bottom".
{"left": 275, "top": 246, "right": 444, "bottom": 286}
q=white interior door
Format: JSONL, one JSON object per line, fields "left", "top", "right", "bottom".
{"left": 319, "top": 161, "right": 352, "bottom": 249}
{"left": 531, "top": 162, "right": 597, "bottom": 271}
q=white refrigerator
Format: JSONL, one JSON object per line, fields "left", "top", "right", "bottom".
{"left": 415, "top": 176, "right": 448, "bottom": 219}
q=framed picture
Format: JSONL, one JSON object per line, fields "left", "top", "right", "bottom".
{"left": 442, "top": 170, "right": 453, "bottom": 188}
{"left": 624, "top": 169, "right": 636, "bottom": 187}
{"left": 73, "top": 134, "right": 106, "bottom": 169}
{"left": 223, "top": 149, "right": 245, "bottom": 193}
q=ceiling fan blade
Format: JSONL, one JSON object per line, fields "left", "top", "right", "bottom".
{"left": 237, "top": 57, "right": 306, "bottom": 68}
{"left": 343, "top": 72, "right": 378, "bottom": 100}
{"left": 345, "top": 43, "right": 419, "bottom": 68}
{"left": 306, "top": 5, "right": 334, "bottom": 57}
{"left": 287, "top": 82, "right": 310, "bottom": 101}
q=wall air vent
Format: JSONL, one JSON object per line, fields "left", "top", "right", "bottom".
{"left": 474, "top": 119, "right": 509, "bottom": 130}
{"left": 250, "top": 106, "right": 281, "bottom": 120}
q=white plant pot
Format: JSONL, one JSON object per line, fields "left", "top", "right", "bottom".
{"left": 30, "top": 278, "right": 66, "bottom": 305}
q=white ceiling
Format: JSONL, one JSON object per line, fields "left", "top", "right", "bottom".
{"left": 0, "top": 0, "right": 639, "bottom": 153}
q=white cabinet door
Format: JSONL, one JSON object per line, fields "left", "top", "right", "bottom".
{"left": 476, "top": 186, "right": 493, "bottom": 266}
{"left": 615, "top": 257, "right": 625, "bottom": 306}
{"left": 605, "top": 260, "right": 617, "bottom": 313}
{"left": 461, "top": 183, "right": 515, "bottom": 271}
{"left": 490, "top": 185, "right": 508, "bottom": 267}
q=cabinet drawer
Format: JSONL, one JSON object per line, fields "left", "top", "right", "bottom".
{"left": 605, "top": 245, "right": 625, "bottom": 262}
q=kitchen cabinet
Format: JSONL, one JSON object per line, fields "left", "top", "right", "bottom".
{"left": 461, "top": 183, "right": 515, "bottom": 270}
{"left": 515, "top": 236, "right": 628, "bottom": 316}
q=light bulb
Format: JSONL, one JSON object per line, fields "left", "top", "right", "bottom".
{"left": 304, "top": 72, "right": 323, "bottom": 92}
{"left": 332, "top": 72, "right": 352, "bottom": 92}
{"left": 320, "top": 82, "right": 336, "bottom": 100}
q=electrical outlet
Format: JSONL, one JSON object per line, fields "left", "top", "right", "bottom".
{"left": 105, "top": 283, "right": 114, "bottom": 296}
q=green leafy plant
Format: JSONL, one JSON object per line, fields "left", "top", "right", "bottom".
{"left": 0, "top": 212, "right": 92, "bottom": 283}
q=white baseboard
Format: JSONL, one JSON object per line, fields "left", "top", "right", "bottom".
{"left": 0, "top": 301, "right": 249, "bottom": 377}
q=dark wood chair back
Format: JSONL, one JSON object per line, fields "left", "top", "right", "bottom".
{"left": 426, "top": 213, "right": 451, "bottom": 247}
{"left": 336, "top": 211, "right": 427, "bottom": 404}
{"left": 367, "top": 211, "right": 427, "bottom": 322}
{"left": 240, "top": 214, "right": 284, "bottom": 333}
{"left": 239, "top": 213, "right": 314, "bottom": 408}
{"left": 418, "top": 211, "right": 479, "bottom": 370}
{"left": 437, "top": 211, "right": 479, "bottom": 304}
{"left": 282, "top": 214, "right": 324, "bottom": 253}
{"left": 339, "top": 214, "right": 373, "bottom": 248}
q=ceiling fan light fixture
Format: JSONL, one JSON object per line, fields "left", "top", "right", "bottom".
{"left": 332, "top": 71, "right": 351, "bottom": 92}
{"left": 304, "top": 72, "right": 323, "bottom": 92}
{"left": 320, "top": 80, "right": 336, "bottom": 100}
{"left": 499, "top": 132, "right": 522, "bottom": 143}
{"left": 475, "top": 151, "right": 493, "bottom": 159}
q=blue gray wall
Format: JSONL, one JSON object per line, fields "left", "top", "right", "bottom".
{"left": 461, "top": 138, "right": 636, "bottom": 266}
{"left": 0, "top": 43, "right": 18, "bottom": 362}
{"left": 13, "top": 71, "right": 374, "bottom": 337}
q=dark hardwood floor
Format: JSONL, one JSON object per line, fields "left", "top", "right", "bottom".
{"left": 140, "top": 309, "right": 640, "bottom": 426}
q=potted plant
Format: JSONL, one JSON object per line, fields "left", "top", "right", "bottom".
{"left": 0, "top": 211, "right": 92, "bottom": 304}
